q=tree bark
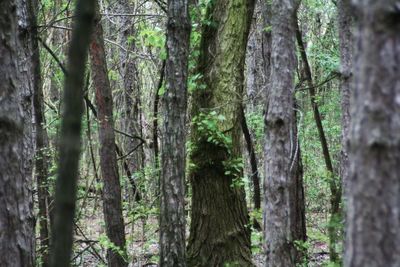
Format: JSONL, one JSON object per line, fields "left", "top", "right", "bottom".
{"left": 240, "top": 107, "right": 261, "bottom": 211}
{"left": 187, "top": 0, "right": 255, "bottom": 265}
{"left": 159, "top": 0, "right": 191, "bottom": 265}
{"left": 117, "top": 0, "right": 145, "bottom": 196}
{"left": 89, "top": 2, "right": 128, "bottom": 267}
{"left": 29, "top": 0, "right": 51, "bottom": 265}
{"left": 263, "top": 1, "right": 306, "bottom": 266}
{"left": 344, "top": 2, "right": 400, "bottom": 267}
{"left": 0, "top": 1, "right": 35, "bottom": 266}
{"left": 338, "top": 0, "right": 353, "bottom": 192}
{"left": 49, "top": 0, "right": 95, "bottom": 266}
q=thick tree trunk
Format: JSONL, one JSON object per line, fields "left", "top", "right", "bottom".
{"left": 0, "top": 1, "right": 35, "bottom": 266}
{"left": 263, "top": 1, "right": 305, "bottom": 266}
{"left": 89, "top": 3, "right": 128, "bottom": 267}
{"left": 338, "top": 0, "right": 353, "bottom": 192}
{"left": 49, "top": 1, "right": 95, "bottom": 266}
{"left": 159, "top": 0, "right": 191, "bottom": 265}
{"left": 344, "top": 2, "right": 400, "bottom": 267}
{"left": 29, "top": 0, "right": 51, "bottom": 265}
{"left": 187, "top": 0, "right": 255, "bottom": 265}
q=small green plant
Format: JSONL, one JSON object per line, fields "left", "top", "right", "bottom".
{"left": 192, "top": 111, "right": 232, "bottom": 150}
{"left": 98, "top": 234, "right": 128, "bottom": 262}
{"left": 294, "top": 240, "right": 310, "bottom": 267}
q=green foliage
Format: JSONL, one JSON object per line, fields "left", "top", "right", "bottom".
{"left": 188, "top": 73, "right": 206, "bottom": 92}
{"left": 139, "top": 27, "right": 166, "bottom": 59}
{"left": 294, "top": 240, "right": 311, "bottom": 267}
{"left": 223, "top": 157, "right": 244, "bottom": 177}
{"left": 192, "top": 111, "right": 232, "bottom": 150}
{"left": 98, "top": 234, "right": 128, "bottom": 261}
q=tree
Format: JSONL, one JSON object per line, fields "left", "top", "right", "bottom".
{"left": 159, "top": 0, "right": 191, "bottom": 265}
{"left": 29, "top": 0, "right": 52, "bottom": 265}
{"left": 89, "top": 2, "right": 128, "bottom": 266}
{"left": 0, "top": 0, "right": 35, "bottom": 265}
{"left": 263, "top": 0, "right": 306, "bottom": 265}
{"left": 338, "top": 0, "right": 353, "bottom": 191}
{"left": 186, "top": 0, "right": 255, "bottom": 265}
{"left": 49, "top": 0, "right": 95, "bottom": 266}
{"left": 116, "top": 0, "right": 145, "bottom": 194}
{"left": 295, "top": 18, "right": 340, "bottom": 262}
{"left": 344, "top": 1, "right": 400, "bottom": 266}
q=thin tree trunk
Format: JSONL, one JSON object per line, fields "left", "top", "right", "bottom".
{"left": 295, "top": 19, "right": 341, "bottom": 263}
{"left": 240, "top": 107, "right": 261, "bottom": 211}
{"left": 29, "top": 0, "right": 51, "bottom": 265}
{"left": 0, "top": 1, "right": 35, "bottom": 266}
{"left": 153, "top": 60, "right": 166, "bottom": 196}
{"left": 49, "top": 0, "right": 95, "bottom": 266}
{"left": 263, "top": 1, "right": 305, "bottom": 266}
{"left": 117, "top": 0, "right": 145, "bottom": 194}
{"left": 338, "top": 0, "right": 353, "bottom": 192}
{"left": 187, "top": 0, "right": 255, "bottom": 265}
{"left": 89, "top": 2, "right": 128, "bottom": 267}
{"left": 159, "top": 0, "right": 191, "bottom": 265}
{"left": 344, "top": 2, "right": 400, "bottom": 266}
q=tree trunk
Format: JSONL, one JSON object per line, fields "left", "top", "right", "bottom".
{"left": 263, "top": 1, "right": 305, "bottom": 266}
{"left": 117, "top": 0, "right": 145, "bottom": 197}
{"left": 0, "top": 1, "right": 35, "bottom": 266}
{"left": 187, "top": 0, "right": 255, "bottom": 265}
{"left": 240, "top": 107, "right": 261, "bottom": 212}
{"left": 344, "top": 2, "right": 400, "bottom": 267}
{"left": 338, "top": 0, "right": 353, "bottom": 192}
{"left": 29, "top": 0, "right": 51, "bottom": 265}
{"left": 159, "top": 0, "right": 191, "bottom": 265}
{"left": 89, "top": 3, "right": 128, "bottom": 267}
{"left": 49, "top": 0, "right": 95, "bottom": 266}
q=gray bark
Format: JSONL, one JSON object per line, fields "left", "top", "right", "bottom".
{"left": 338, "top": 0, "right": 353, "bottom": 191}
{"left": 0, "top": 1, "right": 35, "bottom": 266}
{"left": 159, "top": 0, "right": 191, "bottom": 265}
{"left": 344, "top": 1, "right": 400, "bottom": 267}
{"left": 263, "top": 0, "right": 304, "bottom": 266}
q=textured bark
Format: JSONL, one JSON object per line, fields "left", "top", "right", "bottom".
{"left": 0, "top": 1, "right": 35, "bottom": 266}
{"left": 263, "top": 1, "right": 305, "bottom": 266}
{"left": 159, "top": 0, "right": 191, "bottom": 265}
{"left": 344, "top": 2, "right": 400, "bottom": 267}
{"left": 338, "top": 0, "right": 353, "bottom": 192}
{"left": 246, "top": 2, "right": 265, "bottom": 108}
{"left": 295, "top": 19, "right": 341, "bottom": 263}
{"left": 49, "top": 0, "right": 95, "bottom": 266}
{"left": 30, "top": 0, "right": 51, "bottom": 265}
{"left": 90, "top": 3, "right": 127, "bottom": 267}
{"left": 187, "top": 0, "right": 255, "bottom": 265}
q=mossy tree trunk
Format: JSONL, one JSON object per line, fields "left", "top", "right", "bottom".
{"left": 187, "top": 0, "right": 255, "bottom": 266}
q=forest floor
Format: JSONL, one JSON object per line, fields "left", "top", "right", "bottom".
{"left": 77, "top": 210, "right": 331, "bottom": 267}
